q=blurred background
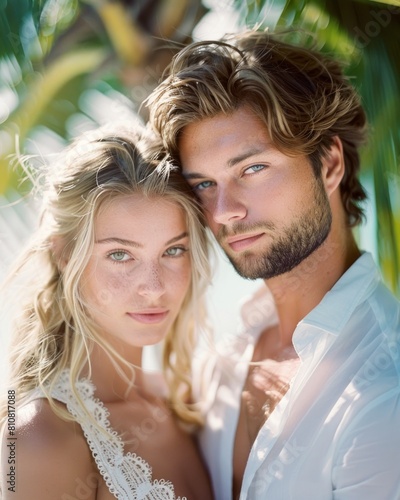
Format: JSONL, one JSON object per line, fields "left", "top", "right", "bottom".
{"left": 1, "top": 0, "right": 399, "bottom": 379}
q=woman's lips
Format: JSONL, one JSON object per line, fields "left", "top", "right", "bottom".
{"left": 226, "top": 233, "right": 265, "bottom": 252}
{"left": 127, "top": 310, "right": 169, "bottom": 324}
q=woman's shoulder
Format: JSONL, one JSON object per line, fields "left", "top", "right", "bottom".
{"left": 17, "top": 397, "right": 85, "bottom": 448}
{"left": 1, "top": 398, "right": 96, "bottom": 499}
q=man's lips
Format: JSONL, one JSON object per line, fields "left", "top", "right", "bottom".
{"left": 127, "top": 309, "right": 169, "bottom": 324}
{"left": 225, "top": 232, "right": 265, "bottom": 252}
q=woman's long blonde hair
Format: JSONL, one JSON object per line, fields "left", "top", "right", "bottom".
{"left": 0, "top": 124, "right": 210, "bottom": 427}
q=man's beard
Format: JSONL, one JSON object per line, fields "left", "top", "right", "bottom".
{"left": 217, "top": 177, "right": 333, "bottom": 280}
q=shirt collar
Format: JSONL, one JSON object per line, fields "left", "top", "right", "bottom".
{"left": 293, "top": 252, "right": 381, "bottom": 352}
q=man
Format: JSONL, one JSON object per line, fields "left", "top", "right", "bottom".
{"left": 147, "top": 31, "right": 400, "bottom": 499}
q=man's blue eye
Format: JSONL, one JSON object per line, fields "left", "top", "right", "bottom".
{"left": 195, "top": 180, "right": 214, "bottom": 191}
{"left": 245, "top": 164, "right": 265, "bottom": 174}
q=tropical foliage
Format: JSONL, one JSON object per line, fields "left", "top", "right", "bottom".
{"left": 0, "top": 0, "right": 207, "bottom": 190}
{"left": 0, "top": 0, "right": 399, "bottom": 295}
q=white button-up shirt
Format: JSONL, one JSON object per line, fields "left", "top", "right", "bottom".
{"left": 196, "top": 253, "right": 400, "bottom": 500}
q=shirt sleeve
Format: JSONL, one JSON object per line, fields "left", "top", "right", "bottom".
{"left": 332, "top": 390, "right": 400, "bottom": 500}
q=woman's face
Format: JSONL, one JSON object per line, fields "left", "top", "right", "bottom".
{"left": 80, "top": 194, "right": 192, "bottom": 348}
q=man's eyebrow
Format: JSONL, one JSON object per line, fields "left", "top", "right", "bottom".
{"left": 95, "top": 232, "right": 188, "bottom": 247}
{"left": 183, "top": 146, "right": 269, "bottom": 180}
{"left": 227, "top": 146, "right": 268, "bottom": 167}
{"left": 183, "top": 172, "right": 207, "bottom": 180}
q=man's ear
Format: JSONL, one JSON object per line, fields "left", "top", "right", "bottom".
{"left": 321, "top": 136, "right": 345, "bottom": 197}
{"left": 51, "top": 236, "right": 69, "bottom": 272}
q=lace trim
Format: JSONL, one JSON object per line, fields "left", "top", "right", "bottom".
{"left": 50, "top": 371, "right": 186, "bottom": 500}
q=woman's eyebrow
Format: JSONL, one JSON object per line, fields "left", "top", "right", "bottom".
{"left": 95, "top": 232, "right": 188, "bottom": 247}
{"left": 95, "top": 237, "right": 142, "bottom": 247}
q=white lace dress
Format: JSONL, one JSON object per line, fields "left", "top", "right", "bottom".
{"left": 37, "top": 371, "right": 186, "bottom": 500}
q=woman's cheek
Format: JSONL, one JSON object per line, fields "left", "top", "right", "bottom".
{"left": 94, "top": 271, "right": 132, "bottom": 306}
{"left": 170, "top": 262, "right": 192, "bottom": 296}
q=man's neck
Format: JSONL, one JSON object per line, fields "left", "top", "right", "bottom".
{"left": 265, "top": 230, "right": 361, "bottom": 346}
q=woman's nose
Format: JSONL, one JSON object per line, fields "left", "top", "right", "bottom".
{"left": 136, "top": 263, "right": 166, "bottom": 300}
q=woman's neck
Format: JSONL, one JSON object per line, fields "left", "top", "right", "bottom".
{"left": 87, "top": 339, "right": 144, "bottom": 403}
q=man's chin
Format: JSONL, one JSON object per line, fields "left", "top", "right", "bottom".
{"left": 224, "top": 238, "right": 326, "bottom": 281}
{"left": 225, "top": 252, "right": 267, "bottom": 281}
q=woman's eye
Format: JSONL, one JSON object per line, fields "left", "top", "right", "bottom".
{"left": 108, "top": 251, "right": 130, "bottom": 262}
{"left": 164, "top": 246, "right": 187, "bottom": 257}
{"left": 194, "top": 180, "right": 214, "bottom": 191}
{"left": 244, "top": 164, "right": 266, "bottom": 175}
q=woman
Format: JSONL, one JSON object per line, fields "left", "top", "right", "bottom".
{"left": 0, "top": 124, "right": 214, "bottom": 499}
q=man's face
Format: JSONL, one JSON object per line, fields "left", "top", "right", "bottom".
{"left": 178, "top": 106, "right": 332, "bottom": 280}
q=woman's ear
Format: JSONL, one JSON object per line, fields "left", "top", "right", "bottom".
{"left": 321, "top": 136, "right": 345, "bottom": 196}
{"left": 51, "top": 236, "right": 69, "bottom": 272}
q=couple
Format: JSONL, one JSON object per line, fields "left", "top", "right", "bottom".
{"left": 1, "top": 30, "right": 399, "bottom": 499}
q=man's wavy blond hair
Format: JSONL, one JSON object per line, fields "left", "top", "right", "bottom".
{"left": 1, "top": 124, "right": 210, "bottom": 427}
{"left": 148, "top": 30, "right": 368, "bottom": 226}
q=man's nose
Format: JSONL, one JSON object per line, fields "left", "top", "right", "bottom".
{"left": 211, "top": 186, "right": 247, "bottom": 226}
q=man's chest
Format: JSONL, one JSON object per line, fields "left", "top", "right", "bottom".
{"left": 232, "top": 338, "right": 301, "bottom": 498}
